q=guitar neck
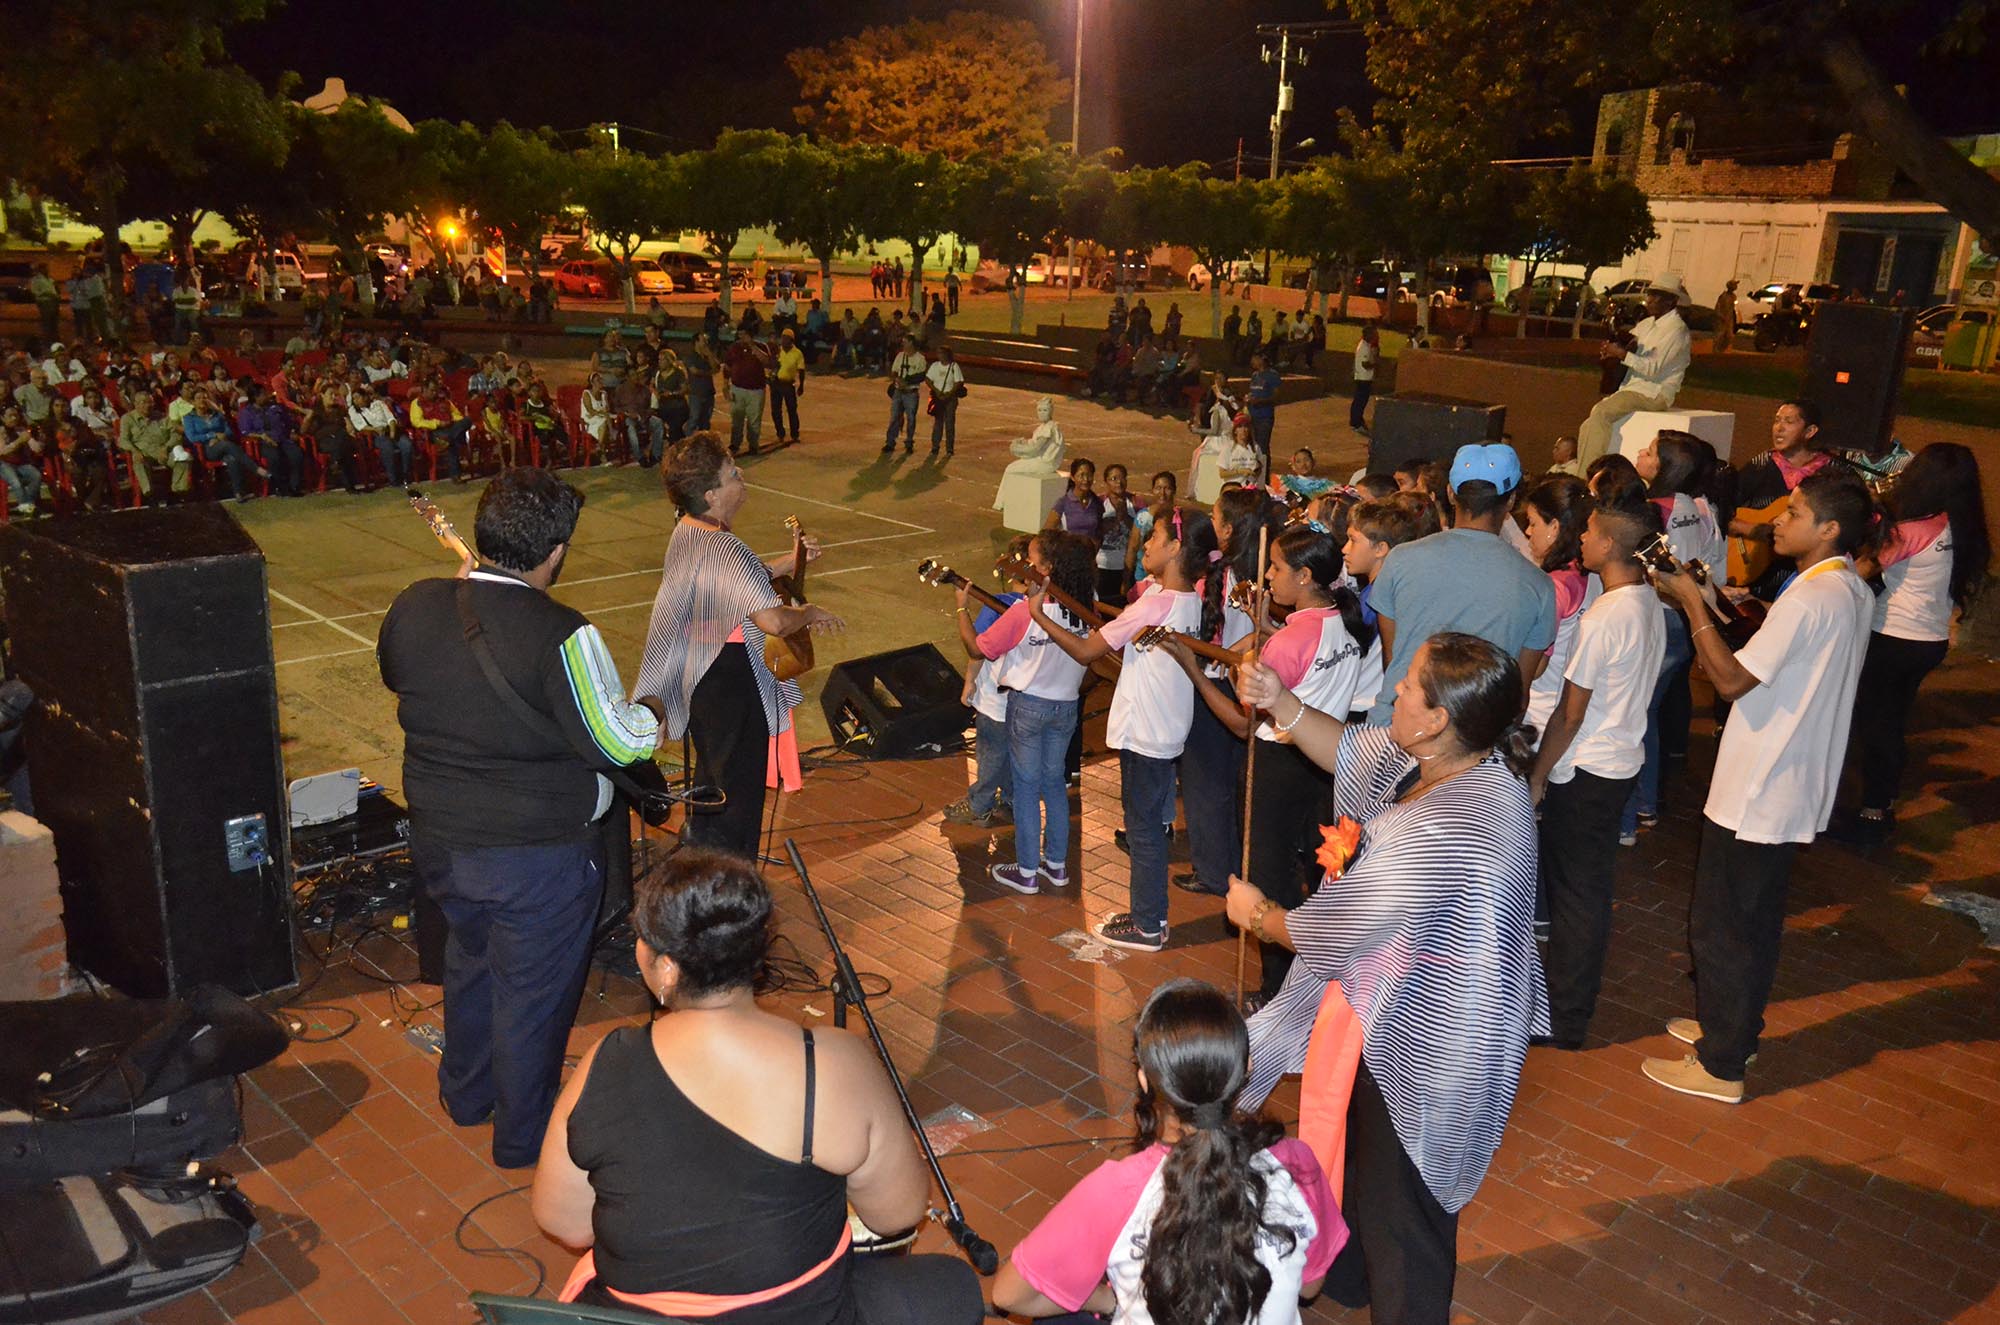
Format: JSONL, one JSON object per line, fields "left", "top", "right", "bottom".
{"left": 937, "top": 572, "right": 1008, "bottom": 615}
{"left": 1039, "top": 582, "right": 1103, "bottom": 630}
{"left": 1164, "top": 631, "right": 1246, "bottom": 668}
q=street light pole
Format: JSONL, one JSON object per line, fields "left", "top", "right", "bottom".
{"left": 1066, "top": 0, "right": 1083, "bottom": 302}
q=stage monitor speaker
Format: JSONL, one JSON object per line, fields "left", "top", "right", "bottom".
{"left": 1367, "top": 393, "right": 1507, "bottom": 475}
{"left": 1802, "top": 303, "right": 1913, "bottom": 458}
{"left": 820, "top": 644, "right": 972, "bottom": 759}
{"left": 0, "top": 507, "right": 296, "bottom": 999}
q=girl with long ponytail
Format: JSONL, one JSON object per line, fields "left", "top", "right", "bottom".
{"left": 1836, "top": 442, "right": 1992, "bottom": 844}
{"left": 995, "top": 980, "right": 1344, "bottom": 1325}
{"left": 1163, "top": 526, "right": 1372, "bottom": 1007}
{"left": 1179, "top": 487, "right": 1286, "bottom": 900}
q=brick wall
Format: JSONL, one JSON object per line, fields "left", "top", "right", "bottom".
{"left": 0, "top": 809, "right": 79, "bottom": 1001}
{"left": 1595, "top": 85, "right": 1898, "bottom": 203}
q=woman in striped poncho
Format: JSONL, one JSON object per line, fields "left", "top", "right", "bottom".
{"left": 1225, "top": 632, "right": 1548, "bottom": 1325}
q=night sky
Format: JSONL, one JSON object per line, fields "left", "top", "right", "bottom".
{"left": 227, "top": 0, "right": 1998, "bottom": 167}
{"left": 228, "top": 0, "right": 1373, "bottom": 169}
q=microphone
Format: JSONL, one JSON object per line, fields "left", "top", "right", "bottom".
{"left": 944, "top": 1212, "right": 1000, "bottom": 1276}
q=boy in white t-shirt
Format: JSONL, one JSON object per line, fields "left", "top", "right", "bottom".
{"left": 1526, "top": 501, "right": 1667, "bottom": 1049}
{"left": 1643, "top": 473, "right": 1874, "bottom": 1104}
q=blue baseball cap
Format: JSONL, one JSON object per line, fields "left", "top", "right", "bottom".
{"left": 1449, "top": 443, "right": 1522, "bottom": 495}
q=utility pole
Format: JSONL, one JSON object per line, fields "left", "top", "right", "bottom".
{"left": 607, "top": 122, "right": 621, "bottom": 157}
{"left": 1264, "top": 28, "right": 1295, "bottom": 183}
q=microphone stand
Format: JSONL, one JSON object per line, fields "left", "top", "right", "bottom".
{"left": 784, "top": 839, "right": 999, "bottom": 1276}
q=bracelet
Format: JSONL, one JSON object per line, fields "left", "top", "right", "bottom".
{"left": 955, "top": 606, "right": 972, "bottom": 617}
{"left": 1691, "top": 623, "right": 1717, "bottom": 642}
{"left": 1248, "top": 897, "right": 1279, "bottom": 940}
{"left": 1273, "top": 694, "right": 1308, "bottom": 734}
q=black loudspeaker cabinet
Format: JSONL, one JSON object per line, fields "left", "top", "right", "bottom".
{"left": 0, "top": 507, "right": 296, "bottom": 998}
{"left": 1802, "top": 303, "right": 1914, "bottom": 458}
{"left": 1366, "top": 393, "right": 1508, "bottom": 475}
{"left": 820, "top": 644, "right": 973, "bottom": 759}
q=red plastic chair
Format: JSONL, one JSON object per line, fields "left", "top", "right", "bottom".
{"left": 55, "top": 381, "right": 83, "bottom": 401}
{"left": 254, "top": 349, "right": 284, "bottom": 376}
{"left": 556, "top": 385, "right": 589, "bottom": 467}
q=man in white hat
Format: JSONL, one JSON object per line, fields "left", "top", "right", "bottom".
{"left": 1576, "top": 274, "right": 1691, "bottom": 466}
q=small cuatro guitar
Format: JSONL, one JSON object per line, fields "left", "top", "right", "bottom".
{"left": 765, "top": 515, "right": 816, "bottom": 682}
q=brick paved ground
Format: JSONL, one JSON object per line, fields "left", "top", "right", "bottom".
{"left": 120, "top": 372, "right": 2000, "bottom": 1325}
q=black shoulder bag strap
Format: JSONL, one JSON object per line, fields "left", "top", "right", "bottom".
{"left": 454, "top": 579, "right": 676, "bottom": 824}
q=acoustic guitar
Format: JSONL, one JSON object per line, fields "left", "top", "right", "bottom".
{"left": 1638, "top": 533, "right": 1766, "bottom": 649}
{"left": 1724, "top": 494, "right": 1789, "bottom": 587}
{"left": 764, "top": 515, "right": 815, "bottom": 683}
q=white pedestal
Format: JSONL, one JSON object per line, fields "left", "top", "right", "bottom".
{"left": 1191, "top": 450, "right": 1224, "bottom": 504}
{"left": 997, "top": 470, "right": 1068, "bottom": 532}
{"left": 1615, "top": 409, "right": 1736, "bottom": 463}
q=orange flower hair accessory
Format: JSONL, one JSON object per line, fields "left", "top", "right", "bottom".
{"left": 1316, "top": 817, "right": 1363, "bottom": 880}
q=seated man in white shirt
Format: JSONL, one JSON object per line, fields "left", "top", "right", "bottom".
{"left": 347, "top": 384, "right": 411, "bottom": 487}
{"left": 1575, "top": 276, "right": 1692, "bottom": 466}
{"left": 1641, "top": 472, "right": 1874, "bottom": 1104}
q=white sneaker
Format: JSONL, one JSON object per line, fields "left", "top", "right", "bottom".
{"left": 168, "top": 445, "right": 190, "bottom": 464}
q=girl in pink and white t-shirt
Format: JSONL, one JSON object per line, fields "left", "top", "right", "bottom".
{"left": 994, "top": 980, "right": 1344, "bottom": 1325}
{"left": 1839, "top": 442, "right": 1990, "bottom": 843}
{"left": 1033, "top": 505, "right": 1219, "bottom": 951}
{"left": 959, "top": 532, "right": 1097, "bottom": 894}
{"left": 1518, "top": 475, "right": 1594, "bottom": 739}
{"left": 1165, "top": 526, "right": 1370, "bottom": 1006}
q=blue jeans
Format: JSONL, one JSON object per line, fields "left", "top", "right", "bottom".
{"left": 374, "top": 431, "right": 415, "bottom": 486}
{"left": 688, "top": 381, "right": 716, "bottom": 432}
{"left": 415, "top": 832, "right": 603, "bottom": 1167}
{"left": 1623, "top": 606, "right": 1694, "bottom": 834}
{"left": 1121, "top": 750, "right": 1178, "bottom": 934}
{"left": 969, "top": 711, "right": 1010, "bottom": 815}
{"left": 1008, "top": 694, "right": 1077, "bottom": 873}
{"left": 428, "top": 418, "right": 470, "bottom": 479}
{"left": 1249, "top": 406, "right": 1275, "bottom": 455}
{"left": 885, "top": 390, "right": 920, "bottom": 447}
{"left": 0, "top": 461, "right": 42, "bottom": 509}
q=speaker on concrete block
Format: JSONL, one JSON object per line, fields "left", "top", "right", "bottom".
{"left": 1802, "top": 303, "right": 1913, "bottom": 458}
{"left": 820, "top": 644, "right": 973, "bottom": 759}
{"left": 0, "top": 507, "right": 296, "bottom": 998}
{"left": 1366, "top": 393, "right": 1507, "bottom": 474}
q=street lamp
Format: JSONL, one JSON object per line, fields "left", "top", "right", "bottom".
{"left": 1066, "top": 0, "right": 1085, "bottom": 301}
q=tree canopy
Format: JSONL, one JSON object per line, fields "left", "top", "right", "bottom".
{"left": 787, "top": 12, "right": 1070, "bottom": 161}
{"left": 1338, "top": 0, "right": 2000, "bottom": 247}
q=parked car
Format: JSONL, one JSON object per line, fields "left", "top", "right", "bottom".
{"left": 1910, "top": 304, "right": 1994, "bottom": 362}
{"left": 1512, "top": 274, "right": 1591, "bottom": 317}
{"left": 551, "top": 259, "right": 613, "bottom": 299}
{"left": 626, "top": 258, "right": 674, "bottom": 296}
{"left": 654, "top": 250, "right": 719, "bottom": 292}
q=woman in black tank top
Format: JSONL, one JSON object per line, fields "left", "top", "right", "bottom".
{"left": 530, "top": 849, "right": 982, "bottom": 1325}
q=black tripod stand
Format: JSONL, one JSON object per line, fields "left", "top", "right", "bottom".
{"left": 784, "top": 838, "right": 998, "bottom": 1276}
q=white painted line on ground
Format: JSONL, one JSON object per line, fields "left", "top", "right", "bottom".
{"left": 277, "top": 644, "right": 376, "bottom": 666}
{"left": 746, "top": 480, "right": 934, "bottom": 533}
{"left": 270, "top": 589, "right": 377, "bottom": 647}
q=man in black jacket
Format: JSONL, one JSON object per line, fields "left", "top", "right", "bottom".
{"left": 378, "top": 469, "right": 663, "bottom": 1167}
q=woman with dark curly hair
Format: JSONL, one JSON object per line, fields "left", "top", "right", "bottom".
{"left": 533, "top": 849, "right": 982, "bottom": 1324}
{"left": 994, "top": 979, "right": 1343, "bottom": 1325}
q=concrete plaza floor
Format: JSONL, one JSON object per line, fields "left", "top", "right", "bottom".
{"left": 130, "top": 371, "right": 2000, "bottom": 1325}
